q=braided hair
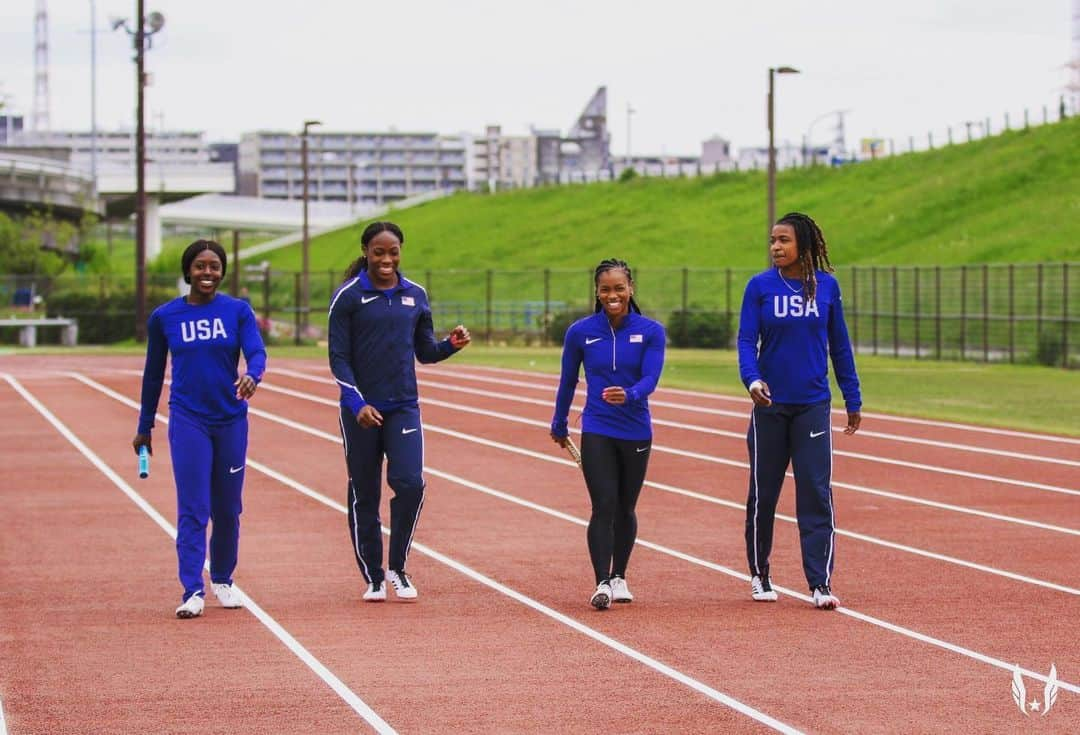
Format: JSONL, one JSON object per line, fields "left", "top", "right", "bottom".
{"left": 593, "top": 258, "right": 642, "bottom": 314}
{"left": 776, "top": 212, "right": 833, "bottom": 301}
{"left": 344, "top": 221, "right": 405, "bottom": 280}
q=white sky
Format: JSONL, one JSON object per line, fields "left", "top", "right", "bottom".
{"left": 0, "top": 1, "right": 1073, "bottom": 155}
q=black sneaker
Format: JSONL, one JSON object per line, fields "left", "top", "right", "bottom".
{"left": 750, "top": 575, "right": 778, "bottom": 602}
{"left": 812, "top": 584, "right": 839, "bottom": 610}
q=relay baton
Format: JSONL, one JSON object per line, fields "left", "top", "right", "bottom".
{"left": 565, "top": 436, "right": 583, "bottom": 469}
{"left": 138, "top": 445, "right": 150, "bottom": 479}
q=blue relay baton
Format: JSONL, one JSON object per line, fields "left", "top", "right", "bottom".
{"left": 138, "top": 445, "right": 150, "bottom": 479}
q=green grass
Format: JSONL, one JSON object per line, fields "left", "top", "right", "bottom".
{"left": 6, "top": 344, "right": 1073, "bottom": 436}
{"left": 259, "top": 117, "right": 1080, "bottom": 280}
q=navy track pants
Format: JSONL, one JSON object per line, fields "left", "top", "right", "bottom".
{"left": 339, "top": 403, "right": 426, "bottom": 585}
{"left": 168, "top": 406, "right": 247, "bottom": 602}
{"left": 744, "top": 400, "right": 836, "bottom": 590}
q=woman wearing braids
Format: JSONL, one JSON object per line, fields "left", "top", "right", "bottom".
{"left": 550, "top": 259, "right": 666, "bottom": 610}
{"left": 738, "top": 212, "right": 862, "bottom": 610}
{"left": 328, "top": 221, "right": 471, "bottom": 603}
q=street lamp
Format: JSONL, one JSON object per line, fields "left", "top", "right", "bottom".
{"left": 114, "top": 4, "right": 165, "bottom": 342}
{"left": 626, "top": 102, "right": 635, "bottom": 174}
{"left": 300, "top": 119, "right": 322, "bottom": 337}
{"left": 767, "top": 65, "right": 799, "bottom": 261}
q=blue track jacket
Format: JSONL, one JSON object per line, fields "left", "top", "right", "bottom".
{"left": 137, "top": 294, "right": 267, "bottom": 435}
{"left": 737, "top": 269, "right": 861, "bottom": 411}
{"left": 328, "top": 271, "right": 458, "bottom": 416}
{"left": 551, "top": 311, "right": 666, "bottom": 442}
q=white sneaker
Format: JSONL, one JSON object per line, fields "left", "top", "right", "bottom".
{"left": 812, "top": 584, "right": 840, "bottom": 610}
{"left": 363, "top": 580, "right": 387, "bottom": 602}
{"left": 609, "top": 576, "right": 633, "bottom": 603}
{"left": 212, "top": 583, "right": 243, "bottom": 609}
{"left": 175, "top": 594, "right": 205, "bottom": 619}
{"left": 386, "top": 570, "right": 417, "bottom": 601}
{"left": 590, "top": 581, "right": 612, "bottom": 610}
{"left": 750, "top": 575, "right": 778, "bottom": 602}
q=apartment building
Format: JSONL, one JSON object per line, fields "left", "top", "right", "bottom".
{"left": 237, "top": 130, "right": 468, "bottom": 205}
{"left": 10, "top": 128, "right": 213, "bottom": 169}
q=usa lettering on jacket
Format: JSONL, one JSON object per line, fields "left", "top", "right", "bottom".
{"left": 180, "top": 318, "right": 228, "bottom": 342}
{"left": 772, "top": 295, "right": 820, "bottom": 318}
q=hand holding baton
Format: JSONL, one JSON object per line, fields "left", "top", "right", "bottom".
{"left": 565, "top": 435, "right": 583, "bottom": 469}
{"left": 138, "top": 445, "right": 150, "bottom": 479}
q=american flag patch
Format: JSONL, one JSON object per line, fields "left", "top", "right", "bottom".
{"left": 630, "top": 334, "right": 643, "bottom": 343}
{"left": 401, "top": 296, "right": 415, "bottom": 306}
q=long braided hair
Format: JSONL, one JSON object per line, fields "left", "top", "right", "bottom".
{"left": 776, "top": 212, "right": 833, "bottom": 301}
{"left": 344, "top": 221, "right": 405, "bottom": 280}
{"left": 593, "top": 258, "right": 642, "bottom": 314}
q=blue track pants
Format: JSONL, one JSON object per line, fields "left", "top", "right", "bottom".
{"left": 168, "top": 406, "right": 248, "bottom": 602}
{"left": 339, "top": 404, "right": 426, "bottom": 585}
{"left": 744, "top": 401, "right": 836, "bottom": 590}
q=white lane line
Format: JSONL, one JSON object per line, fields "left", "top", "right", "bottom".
{"left": 80, "top": 373, "right": 1080, "bottom": 697}
{"left": 408, "top": 365, "right": 1080, "bottom": 461}
{"left": 255, "top": 379, "right": 1080, "bottom": 538}
{"left": 421, "top": 364, "right": 1080, "bottom": 447}
{"left": 72, "top": 376, "right": 800, "bottom": 733}
{"left": 24, "top": 374, "right": 396, "bottom": 735}
{"left": 0, "top": 690, "right": 7, "bottom": 735}
{"left": 411, "top": 377, "right": 1079, "bottom": 497}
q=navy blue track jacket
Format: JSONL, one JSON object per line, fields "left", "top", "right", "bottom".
{"left": 328, "top": 271, "right": 458, "bottom": 416}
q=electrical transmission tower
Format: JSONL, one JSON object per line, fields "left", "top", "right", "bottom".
{"left": 33, "top": 0, "right": 50, "bottom": 131}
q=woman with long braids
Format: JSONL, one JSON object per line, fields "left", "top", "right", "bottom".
{"left": 550, "top": 259, "right": 666, "bottom": 610}
{"left": 737, "top": 212, "right": 862, "bottom": 610}
{"left": 328, "top": 221, "right": 470, "bottom": 603}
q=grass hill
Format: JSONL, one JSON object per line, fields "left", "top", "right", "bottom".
{"left": 259, "top": 116, "right": 1079, "bottom": 277}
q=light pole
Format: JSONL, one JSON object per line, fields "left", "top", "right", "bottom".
{"left": 626, "top": 102, "right": 635, "bottom": 174}
{"left": 300, "top": 119, "right": 321, "bottom": 337}
{"left": 114, "top": 4, "right": 164, "bottom": 342}
{"left": 767, "top": 65, "right": 799, "bottom": 260}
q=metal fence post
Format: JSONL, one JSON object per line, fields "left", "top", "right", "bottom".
{"left": 485, "top": 269, "right": 493, "bottom": 344}
{"left": 262, "top": 267, "right": 271, "bottom": 329}
{"left": 960, "top": 265, "right": 967, "bottom": 359}
{"left": 1037, "top": 263, "right": 1044, "bottom": 353}
{"left": 543, "top": 268, "right": 550, "bottom": 346}
{"left": 1008, "top": 264, "right": 1015, "bottom": 363}
{"left": 871, "top": 266, "right": 878, "bottom": 355}
{"left": 982, "top": 264, "right": 989, "bottom": 362}
{"left": 935, "top": 266, "right": 942, "bottom": 359}
{"left": 892, "top": 266, "right": 899, "bottom": 357}
{"left": 293, "top": 272, "right": 302, "bottom": 346}
{"left": 1062, "top": 263, "right": 1069, "bottom": 368}
{"left": 680, "top": 267, "right": 689, "bottom": 346}
{"left": 851, "top": 266, "right": 859, "bottom": 350}
{"left": 914, "top": 266, "right": 921, "bottom": 359}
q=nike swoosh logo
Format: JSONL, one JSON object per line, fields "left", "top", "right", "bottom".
{"left": 636, "top": 447, "right": 649, "bottom": 453}
{"left": 402, "top": 428, "right": 418, "bottom": 434}
{"left": 810, "top": 430, "right": 827, "bottom": 438}
{"left": 585, "top": 337, "right": 602, "bottom": 345}
{"left": 361, "top": 295, "right": 379, "bottom": 304}
{"left": 229, "top": 465, "right": 244, "bottom": 474}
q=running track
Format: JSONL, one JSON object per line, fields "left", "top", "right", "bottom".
{"left": 0, "top": 355, "right": 1076, "bottom": 734}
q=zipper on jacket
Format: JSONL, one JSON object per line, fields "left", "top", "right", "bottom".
{"left": 610, "top": 323, "right": 617, "bottom": 370}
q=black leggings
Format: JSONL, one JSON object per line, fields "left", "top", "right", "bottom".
{"left": 580, "top": 432, "right": 651, "bottom": 585}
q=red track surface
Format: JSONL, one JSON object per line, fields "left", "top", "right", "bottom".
{"left": 1, "top": 355, "right": 1077, "bottom": 734}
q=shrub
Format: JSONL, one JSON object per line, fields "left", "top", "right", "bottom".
{"left": 667, "top": 308, "right": 732, "bottom": 349}
{"left": 1034, "top": 331, "right": 1064, "bottom": 367}
{"left": 47, "top": 285, "right": 176, "bottom": 343}
{"left": 545, "top": 308, "right": 592, "bottom": 345}
{"left": 618, "top": 167, "right": 637, "bottom": 182}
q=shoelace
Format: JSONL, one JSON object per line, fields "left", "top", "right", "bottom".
{"left": 391, "top": 572, "right": 411, "bottom": 589}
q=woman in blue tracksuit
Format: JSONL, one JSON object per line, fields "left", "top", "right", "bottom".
{"left": 328, "top": 221, "right": 470, "bottom": 603}
{"left": 133, "top": 239, "right": 267, "bottom": 619}
{"left": 738, "top": 212, "right": 861, "bottom": 610}
{"left": 551, "top": 259, "right": 666, "bottom": 610}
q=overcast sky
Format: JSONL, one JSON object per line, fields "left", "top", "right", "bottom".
{"left": 0, "top": 1, "right": 1074, "bottom": 155}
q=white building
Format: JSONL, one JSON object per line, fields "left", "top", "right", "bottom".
{"left": 238, "top": 131, "right": 468, "bottom": 205}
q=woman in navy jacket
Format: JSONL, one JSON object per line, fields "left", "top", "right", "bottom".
{"left": 737, "top": 212, "right": 861, "bottom": 610}
{"left": 551, "top": 259, "right": 666, "bottom": 610}
{"left": 328, "top": 221, "right": 470, "bottom": 602}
